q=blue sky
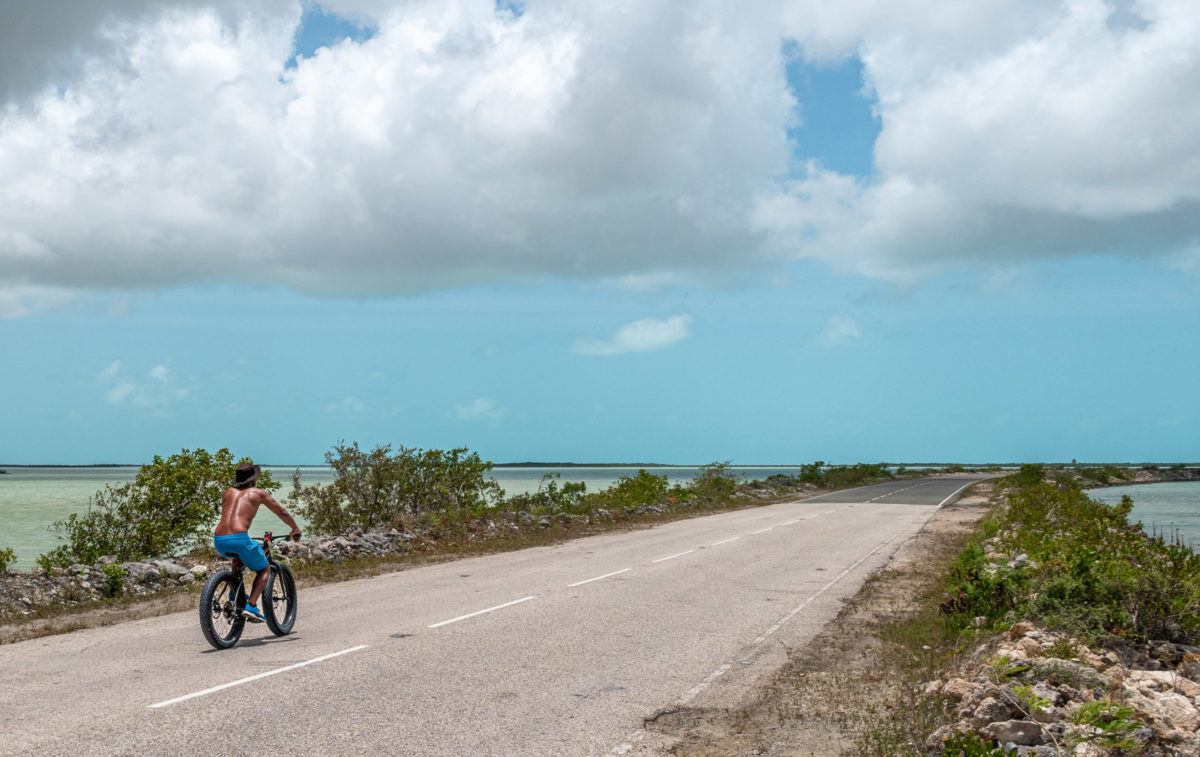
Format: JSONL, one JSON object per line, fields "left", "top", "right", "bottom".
{"left": 1, "top": 1, "right": 1198, "bottom": 465}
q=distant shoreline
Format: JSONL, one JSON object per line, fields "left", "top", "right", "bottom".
{"left": 2, "top": 461, "right": 1198, "bottom": 469}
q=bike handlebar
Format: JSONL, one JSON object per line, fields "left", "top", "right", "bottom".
{"left": 261, "top": 531, "right": 301, "bottom": 543}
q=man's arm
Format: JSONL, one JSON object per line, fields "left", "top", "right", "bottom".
{"left": 260, "top": 492, "right": 302, "bottom": 540}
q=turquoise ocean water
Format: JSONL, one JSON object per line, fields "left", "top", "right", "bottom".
{"left": 1088, "top": 481, "right": 1200, "bottom": 550}
{"left": 0, "top": 465, "right": 805, "bottom": 569}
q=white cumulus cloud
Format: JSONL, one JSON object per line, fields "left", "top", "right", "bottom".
{"left": 98, "top": 360, "right": 190, "bottom": 414}
{"left": 764, "top": 0, "right": 1200, "bottom": 279}
{"left": 1, "top": 0, "right": 1198, "bottom": 305}
{"left": 818, "top": 314, "right": 863, "bottom": 346}
{"left": 573, "top": 314, "right": 693, "bottom": 356}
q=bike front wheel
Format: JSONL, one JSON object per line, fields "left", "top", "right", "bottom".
{"left": 199, "top": 569, "right": 245, "bottom": 650}
{"left": 263, "top": 561, "right": 297, "bottom": 636}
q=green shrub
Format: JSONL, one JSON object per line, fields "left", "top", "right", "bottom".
{"left": 1071, "top": 701, "right": 1140, "bottom": 748}
{"left": 1009, "top": 463, "right": 1045, "bottom": 488}
{"left": 505, "top": 473, "right": 587, "bottom": 515}
{"left": 938, "top": 732, "right": 1005, "bottom": 756}
{"left": 0, "top": 546, "right": 15, "bottom": 572}
{"left": 1077, "top": 466, "right": 1130, "bottom": 485}
{"left": 290, "top": 441, "right": 502, "bottom": 534}
{"left": 941, "top": 540, "right": 1026, "bottom": 630}
{"left": 793, "top": 461, "right": 892, "bottom": 489}
{"left": 101, "top": 564, "right": 125, "bottom": 598}
{"left": 688, "top": 461, "right": 741, "bottom": 499}
{"left": 45, "top": 448, "right": 275, "bottom": 566}
{"left": 944, "top": 481, "right": 1200, "bottom": 642}
{"left": 579, "top": 469, "right": 669, "bottom": 512}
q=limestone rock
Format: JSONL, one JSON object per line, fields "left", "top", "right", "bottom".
{"left": 970, "top": 697, "right": 1013, "bottom": 728}
{"left": 980, "top": 719, "right": 1044, "bottom": 746}
{"left": 1156, "top": 692, "right": 1200, "bottom": 731}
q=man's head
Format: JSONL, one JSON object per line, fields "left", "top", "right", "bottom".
{"left": 232, "top": 463, "right": 261, "bottom": 490}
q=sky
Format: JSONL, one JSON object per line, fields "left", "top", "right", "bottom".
{"left": 1, "top": 0, "right": 1197, "bottom": 465}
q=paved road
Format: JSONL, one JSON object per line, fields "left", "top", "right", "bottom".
{"left": 0, "top": 476, "right": 990, "bottom": 756}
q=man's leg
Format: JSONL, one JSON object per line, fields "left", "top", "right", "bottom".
{"left": 248, "top": 567, "right": 269, "bottom": 606}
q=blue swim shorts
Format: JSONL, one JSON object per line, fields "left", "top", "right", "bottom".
{"left": 213, "top": 532, "right": 268, "bottom": 572}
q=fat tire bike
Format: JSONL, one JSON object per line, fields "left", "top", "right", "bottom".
{"left": 200, "top": 531, "right": 298, "bottom": 650}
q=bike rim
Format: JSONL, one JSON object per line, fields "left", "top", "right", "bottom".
{"left": 209, "top": 577, "right": 240, "bottom": 639}
{"left": 270, "top": 574, "right": 292, "bottom": 621}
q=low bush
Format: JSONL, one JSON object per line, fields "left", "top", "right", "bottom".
{"left": 942, "top": 472, "right": 1200, "bottom": 642}
{"left": 505, "top": 474, "right": 588, "bottom": 515}
{"left": 101, "top": 563, "right": 125, "bottom": 598}
{"left": 0, "top": 546, "right": 15, "bottom": 572}
{"left": 682, "top": 461, "right": 741, "bottom": 500}
{"left": 44, "top": 448, "right": 276, "bottom": 566}
{"left": 793, "top": 461, "right": 892, "bottom": 488}
{"left": 291, "top": 441, "right": 502, "bottom": 535}
{"left": 938, "top": 732, "right": 1006, "bottom": 756}
{"left": 578, "top": 469, "right": 670, "bottom": 512}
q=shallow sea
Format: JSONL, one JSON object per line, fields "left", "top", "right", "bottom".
{"left": 1088, "top": 481, "right": 1200, "bottom": 549}
{"left": 0, "top": 465, "right": 805, "bottom": 568}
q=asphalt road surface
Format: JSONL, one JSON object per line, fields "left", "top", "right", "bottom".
{"left": 0, "top": 475, "right": 990, "bottom": 756}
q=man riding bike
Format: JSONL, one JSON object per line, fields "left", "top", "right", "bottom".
{"left": 213, "top": 463, "right": 301, "bottom": 623}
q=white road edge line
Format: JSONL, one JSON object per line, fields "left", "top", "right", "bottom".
{"left": 568, "top": 568, "right": 632, "bottom": 588}
{"left": 692, "top": 522, "right": 914, "bottom": 700}
{"left": 937, "top": 479, "right": 981, "bottom": 508}
{"left": 612, "top": 523, "right": 918, "bottom": 754}
{"left": 652, "top": 549, "right": 695, "bottom": 563}
{"left": 148, "top": 645, "right": 368, "bottom": 709}
{"left": 428, "top": 596, "right": 536, "bottom": 628}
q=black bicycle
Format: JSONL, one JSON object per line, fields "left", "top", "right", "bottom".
{"left": 199, "top": 531, "right": 298, "bottom": 650}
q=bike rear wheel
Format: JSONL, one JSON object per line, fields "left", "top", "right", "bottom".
{"left": 199, "top": 569, "right": 245, "bottom": 650}
{"left": 263, "top": 561, "right": 297, "bottom": 636}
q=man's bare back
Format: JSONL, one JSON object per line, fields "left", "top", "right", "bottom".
{"left": 215, "top": 486, "right": 299, "bottom": 536}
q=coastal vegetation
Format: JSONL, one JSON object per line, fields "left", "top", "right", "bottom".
{"left": 2, "top": 443, "right": 912, "bottom": 635}
{"left": 943, "top": 464, "right": 1200, "bottom": 643}
{"left": 288, "top": 440, "right": 501, "bottom": 534}
{"left": 41, "top": 448, "right": 277, "bottom": 567}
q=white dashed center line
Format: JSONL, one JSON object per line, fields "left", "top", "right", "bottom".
{"left": 652, "top": 549, "right": 695, "bottom": 563}
{"left": 148, "top": 645, "right": 368, "bottom": 709}
{"left": 711, "top": 536, "right": 740, "bottom": 546}
{"left": 568, "top": 568, "right": 632, "bottom": 588}
{"left": 428, "top": 596, "right": 536, "bottom": 628}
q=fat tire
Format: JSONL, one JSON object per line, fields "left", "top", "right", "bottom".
{"left": 263, "top": 561, "right": 297, "bottom": 636}
{"left": 199, "top": 569, "right": 245, "bottom": 650}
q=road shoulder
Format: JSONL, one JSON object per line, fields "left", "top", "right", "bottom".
{"left": 639, "top": 483, "right": 994, "bottom": 755}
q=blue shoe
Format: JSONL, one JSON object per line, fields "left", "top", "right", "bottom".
{"left": 242, "top": 602, "right": 266, "bottom": 623}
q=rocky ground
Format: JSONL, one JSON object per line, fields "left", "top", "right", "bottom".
{"left": 1070, "top": 467, "right": 1200, "bottom": 488}
{"left": 0, "top": 527, "right": 420, "bottom": 625}
{"left": 926, "top": 622, "right": 1200, "bottom": 755}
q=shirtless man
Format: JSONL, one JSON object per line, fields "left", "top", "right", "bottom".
{"left": 213, "top": 463, "right": 301, "bottom": 622}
